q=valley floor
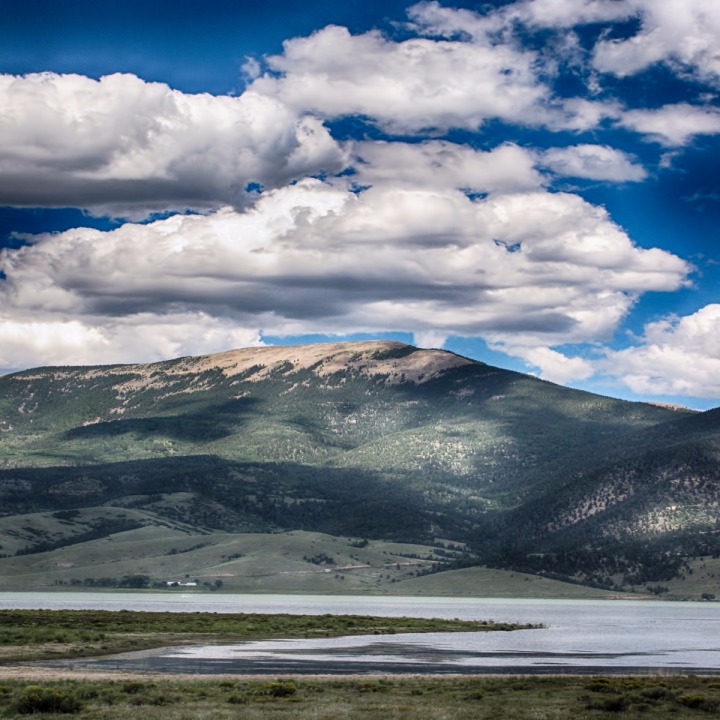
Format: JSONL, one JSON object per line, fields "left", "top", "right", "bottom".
{"left": 1, "top": 608, "right": 719, "bottom": 717}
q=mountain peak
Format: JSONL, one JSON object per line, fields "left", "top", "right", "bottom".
{"left": 181, "top": 340, "right": 475, "bottom": 385}
{"left": 6, "top": 340, "right": 477, "bottom": 412}
{"left": 1, "top": 339, "right": 718, "bottom": 598}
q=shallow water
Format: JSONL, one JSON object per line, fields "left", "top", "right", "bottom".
{"left": 6, "top": 592, "right": 719, "bottom": 675}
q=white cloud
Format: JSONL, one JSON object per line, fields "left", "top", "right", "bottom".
{"left": 413, "top": 330, "right": 449, "bottom": 349}
{"left": 408, "top": 0, "right": 632, "bottom": 36}
{"left": 619, "top": 103, "right": 720, "bottom": 146}
{"left": 250, "top": 24, "right": 551, "bottom": 134}
{"left": 543, "top": 98, "right": 622, "bottom": 133}
{"left": 352, "top": 141, "right": 544, "bottom": 193}
{"left": 429, "top": 0, "right": 720, "bottom": 87}
{"left": 0, "top": 312, "right": 263, "bottom": 373}
{"left": 540, "top": 144, "right": 647, "bottom": 181}
{"left": 407, "top": 1, "right": 720, "bottom": 144}
{"left": 0, "top": 180, "right": 689, "bottom": 370}
{"left": 249, "top": 18, "right": 626, "bottom": 136}
{"left": 0, "top": 72, "right": 347, "bottom": 217}
{"left": 600, "top": 305, "right": 720, "bottom": 398}
{"left": 407, "top": 1, "right": 501, "bottom": 39}
{"left": 507, "top": 0, "right": 633, "bottom": 27}
{"left": 0, "top": 0, "right": 712, "bottom": 401}
{"left": 506, "top": 345, "right": 595, "bottom": 384}
{"left": 593, "top": 0, "right": 720, "bottom": 85}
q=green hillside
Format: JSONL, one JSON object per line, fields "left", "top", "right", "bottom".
{"left": 0, "top": 340, "right": 717, "bottom": 598}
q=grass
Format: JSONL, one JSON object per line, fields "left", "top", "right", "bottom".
{"left": 1, "top": 676, "right": 720, "bottom": 719}
{"left": 387, "top": 566, "right": 621, "bottom": 599}
{"left": 656, "top": 555, "right": 720, "bottom": 601}
{"left": 0, "top": 526, "right": 626, "bottom": 598}
{"left": 0, "top": 609, "right": 539, "bottom": 662}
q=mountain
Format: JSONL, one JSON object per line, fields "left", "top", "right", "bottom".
{"left": 0, "top": 340, "right": 718, "bottom": 598}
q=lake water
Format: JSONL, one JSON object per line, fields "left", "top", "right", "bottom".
{"left": 3, "top": 592, "right": 720, "bottom": 675}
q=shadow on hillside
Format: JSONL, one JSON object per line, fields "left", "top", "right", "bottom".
{"left": 0, "top": 456, "right": 439, "bottom": 542}
{"left": 64, "top": 397, "right": 260, "bottom": 442}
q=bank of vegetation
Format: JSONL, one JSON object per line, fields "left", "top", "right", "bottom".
{"left": 0, "top": 609, "right": 537, "bottom": 662}
{"left": 0, "top": 676, "right": 719, "bottom": 719}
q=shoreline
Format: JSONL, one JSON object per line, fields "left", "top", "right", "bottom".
{"left": 2, "top": 665, "right": 720, "bottom": 681}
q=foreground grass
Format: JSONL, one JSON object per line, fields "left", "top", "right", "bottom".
{"left": 0, "top": 609, "right": 537, "bottom": 662}
{"left": 1, "top": 676, "right": 720, "bottom": 719}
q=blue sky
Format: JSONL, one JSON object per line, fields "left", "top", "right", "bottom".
{"left": 1, "top": 0, "right": 719, "bottom": 409}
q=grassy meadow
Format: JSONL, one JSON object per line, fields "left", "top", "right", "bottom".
{"left": 0, "top": 676, "right": 719, "bottom": 719}
{"left": 0, "top": 524, "right": 628, "bottom": 599}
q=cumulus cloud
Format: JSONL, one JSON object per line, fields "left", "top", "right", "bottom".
{"left": 413, "top": 330, "right": 450, "bottom": 349}
{"left": 505, "top": 345, "right": 595, "bottom": 385}
{"left": 618, "top": 104, "right": 720, "bottom": 146}
{"left": 599, "top": 305, "right": 720, "bottom": 398}
{"left": 0, "top": 179, "right": 689, "bottom": 370}
{"left": 593, "top": 0, "right": 720, "bottom": 85}
{"left": 0, "top": 312, "right": 263, "bottom": 373}
{"left": 417, "top": 0, "right": 720, "bottom": 87}
{"left": 540, "top": 144, "right": 647, "bottom": 181}
{"left": 0, "top": 1, "right": 711, "bottom": 392}
{"left": 352, "top": 141, "right": 543, "bottom": 193}
{"left": 250, "top": 24, "right": 553, "bottom": 134}
{"left": 0, "top": 72, "right": 347, "bottom": 217}
{"left": 0, "top": 10, "right": 676, "bottom": 223}
{"left": 407, "top": 1, "right": 720, "bottom": 141}
{"left": 504, "top": 0, "right": 633, "bottom": 28}
{"left": 406, "top": 1, "right": 495, "bottom": 39}
{"left": 249, "top": 16, "right": 629, "bottom": 136}
{"left": 408, "top": 0, "right": 632, "bottom": 37}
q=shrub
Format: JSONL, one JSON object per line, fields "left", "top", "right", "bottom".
{"left": 678, "top": 693, "right": 719, "bottom": 711}
{"left": 598, "top": 695, "right": 630, "bottom": 712}
{"left": 264, "top": 680, "right": 298, "bottom": 698}
{"left": 585, "top": 677, "right": 618, "bottom": 693}
{"left": 227, "top": 693, "right": 249, "bottom": 704}
{"left": 11, "top": 685, "right": 83, "bottom": 714}
{"left": 121, "top": 680, "right": 145, "bottom": 694}
{"left": 639, "top": 685, "right": 676, "bottom": 702}
{"left": 128, "top": 692, "right": 171, "bottom": 706}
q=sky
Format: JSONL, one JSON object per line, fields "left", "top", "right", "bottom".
{"left": 0, "top": 0, "right": 719, "bottom": 409}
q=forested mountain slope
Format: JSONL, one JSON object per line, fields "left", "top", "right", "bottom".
{"left": 0, "top": 340, "right": 717, "bottom": 596}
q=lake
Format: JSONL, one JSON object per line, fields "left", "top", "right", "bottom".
{"left": 3, "top": 592, "right": 720, "bottom": 675}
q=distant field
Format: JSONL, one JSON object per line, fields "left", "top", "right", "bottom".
{"left": 0, "top": 524, "right": 630, "bottom": 598}
{"left": 385, "top": 566, "right": 621, "bottom": 599}
{"left": 653, "top": 556, "right": 720, "bottom": 600}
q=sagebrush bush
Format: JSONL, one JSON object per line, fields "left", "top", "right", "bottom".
{"left": 120, "top": 680, "right": 145, "bottom": 694}
{"left": 264, "top": 680, "right": 298, "bottom": 698}
{"left": 639, "top": 685, "right": 676, "bottom": 701}
{"left": 678, "top": 693, "right": 719, "bottom": 711}
{"left": 11, "top": 685, "right": 83, "bottom": 714}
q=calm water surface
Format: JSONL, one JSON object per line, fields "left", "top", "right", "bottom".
{"left": 3, "top": 592, "right": 719, "bottom": 675}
